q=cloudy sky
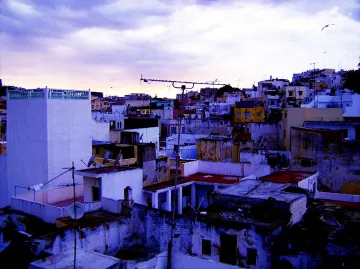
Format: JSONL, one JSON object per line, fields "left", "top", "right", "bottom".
{"left": 1, "top": 0, "right": 359, "bottom": 97}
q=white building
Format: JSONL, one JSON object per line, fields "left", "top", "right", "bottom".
{"left": 5, "top": 88, "right": 94, "bottom": 205}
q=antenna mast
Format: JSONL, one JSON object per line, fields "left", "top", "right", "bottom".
{"left": 310, "top": 62, "right": 319, "bottom": 91}
{"left": 140, "top": 75, "right": 229, "bottom": 269}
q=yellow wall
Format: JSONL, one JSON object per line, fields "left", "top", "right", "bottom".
{"left": 234, "top": 105, "right": 264, "bottom": 123}
{"left": 282, "top": 107, "right": 343, "bottom": 150}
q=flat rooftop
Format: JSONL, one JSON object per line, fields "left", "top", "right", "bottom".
{"left": 217, "top": 178, "right": 306, "bottom": 203}
{"left": 56, "top": 210, "right": 124, "bottom": 229}
{"left": 50, "top": 196, "right": 84, "bottom": 207}
{"left": 75, "top": 166, "right": 137, "bottom": 177}
{"left": 260, "top": 171, "right": 315, "bottom": 184}
{"left": 29, "top": 249, "right": 121, "bottom": 269}
{"left": 144, "top": 173, "right": 241, "bottom": 192}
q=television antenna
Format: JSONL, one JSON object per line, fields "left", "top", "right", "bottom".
{"left": 103, "top": 150, "right": 113, "bottom": 164}
{"left": 62, "top": 162, "right": 80, "bottom": 269}
{"left": 140, "top": 75, "right": 229, "bottom": 269}
{"left": 114, "top": 150, "right": 123, "bottom": 166}
{"left": 81, "top": 153, "right": 96, "bottom": 168}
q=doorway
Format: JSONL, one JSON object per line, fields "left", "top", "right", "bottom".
{"left": 92, "top": 186, "right": 100, "bottom": 201}
{"left": 220, "top": 233, "right": 237, "bottom": 265}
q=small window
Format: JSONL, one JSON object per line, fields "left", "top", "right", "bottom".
{"left": 247, "top": 248, "right": 257, "bottom": 266}
{"left": 171, "top": 127, "right": 177, "bottom": 135}
{"left": 245, "top": 112, "right": 250, "bottom": 118}
{"left": 182, "top": 127, "right": 185, "bottom": 134}
{"left": 237, "top": 112, "right": 241, "bottom": 117}
{"left": 298, "top": 91, "right": 303, "bottom": 96}
{"left": 202, "top": 239, "right": 211, "bottom": 256}
{"left": 270, "top": 100, "right": 275, "bottom": 105}
{"left": 289, "top": 91, "right": 293, "bottom": 97}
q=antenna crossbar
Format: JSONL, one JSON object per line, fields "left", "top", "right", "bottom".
{"left": 140, "top": 75, "right": 229, "bottom": 89}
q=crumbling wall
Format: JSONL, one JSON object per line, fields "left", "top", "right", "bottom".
{"left": 196, "top": 139, "right": 232, "bottom": 162}
{"left": 290, "top": 128, "right": 360, "bottom": 192}
{"left": 249, "top": 123, "right": 280, "bottom": 150}
{"left": 191, "top": 222, "right": 272, "bottom": 269}
{"left": 48, "top": 214, "right": 146, "bottom": 256}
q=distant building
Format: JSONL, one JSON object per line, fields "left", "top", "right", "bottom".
{"left": 200, "top": 87, "right": 218, "bottom": 100}
{"left": 234, "top": 101, "right": 265, "bottom": 123}
{"left": 284, "top": 85, "right": 314, "bottom": 107}
{"left": 281, "top": 107, "right": 343, "bottom": 150}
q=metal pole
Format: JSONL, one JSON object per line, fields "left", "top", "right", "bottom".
{"left": 72, "top": 161, "right": 76, "bottom": 269}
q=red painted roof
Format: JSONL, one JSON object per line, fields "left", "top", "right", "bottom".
{"left": 144, "top": 173, "right": 241, "bottom": 192}
{"left": 260, "top": 171, "right": 315, "bottom": 184}
{"left": 321, "top": 199, "right": 360, "bottom": 209}
{"left": 50, "top": 196, "right": 84, "bottom": 207}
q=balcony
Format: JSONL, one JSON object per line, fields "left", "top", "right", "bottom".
{"left": 11, "top": 184, "right": 102, "bottom": 223}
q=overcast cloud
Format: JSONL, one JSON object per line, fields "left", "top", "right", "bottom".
{"left": 1, "top": 0, "right": 359, "bottom": 97}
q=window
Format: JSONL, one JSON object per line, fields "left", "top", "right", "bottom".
{"left": 245, "top": 112, "right": 250, "bottom": 118}
{"left": 270, "top": 100, "right": 275, "bottom": 105}
{"left": 247, "top": 248, "right": 257, "bottom": 266}
{"left": 171, "top": 126, "right": 177, "bottom": 135}
{"left": 298, "top": 91, "right": 303, "bottom": 96}
{"left": 237, "top": 112, "right": 241, "bottom": 117}
{"left": 289, "top": 91, "right": 293, "bottom": 97}
{"left": 182, "top": 127, "right": 185, "bottom": 134}
{"left": 202, "top": 239, "right": 211, "bottom": 256}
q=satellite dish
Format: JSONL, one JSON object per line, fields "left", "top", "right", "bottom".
{"left": 103, "top": 150, "right": 113, "bottom": 164}
{"left": 87, "top": 153, "right": 96, "bottom": 167}
{"left": 114, "top": 151, "right": 123, "bottom": 166}
{"left": 68, "top": 202, "right": 84, "bottom": 220}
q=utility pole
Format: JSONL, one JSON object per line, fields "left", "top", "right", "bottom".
{"left": 140, "top": 75, "right": 228, "bottom": 269}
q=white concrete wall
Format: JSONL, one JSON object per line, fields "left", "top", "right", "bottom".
{"left": 7, "top": 97, "right": 48, "bottom": 199}
{"left": 112, "top": 105, "right": 126, "bottom": 115}
{"left": 101, "top": 169, "right": 145, "bottom": 205}
{"left": 240, "top": 150, "right": 291, "bottom": 165}
{"left": 47, "top": 97, "right": 92, "bottom": 185}
{"left": 183, "top": 161, "right": 271, "bottom": 178}
{"left": 11, "top": 197, "right": 66, "bottom": 223}
{"left": 7, "top": 89, "right": 92, "bottom": 204}
{"left": 101, "top": 197, "right": 122, "bottom": 214}
{"left": 172, "top": 252, "right": 239, "bottom": 269}
{"left": 83, "top": 177, "right": 101, "bottom": 202}
{"left": 15, "top": 184, "right": 83, "bottom": 204}
{"left": 298, "top": 172, "right": 318, "bottom": 193}
{"left": 244, "top": 164, "right": 271, "bottom": 177}
{"left": 90, "top": 120, "right": 110, "bottom": 141}
{"left": 126, "top": 127, "right": 160, "bottom": 153}
{"left": 0, "top": 154, "right": 8, "bottom": 208}
{"left": 289, "top": 196, "right": 307, "bottom": 226}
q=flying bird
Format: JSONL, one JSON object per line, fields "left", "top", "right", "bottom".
{"left": 321, "top": 24, "right": 335, "bottom": 31}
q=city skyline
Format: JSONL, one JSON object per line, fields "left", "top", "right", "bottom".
{"left": 1, "top": 0, "right": 359, "bottom": 97}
